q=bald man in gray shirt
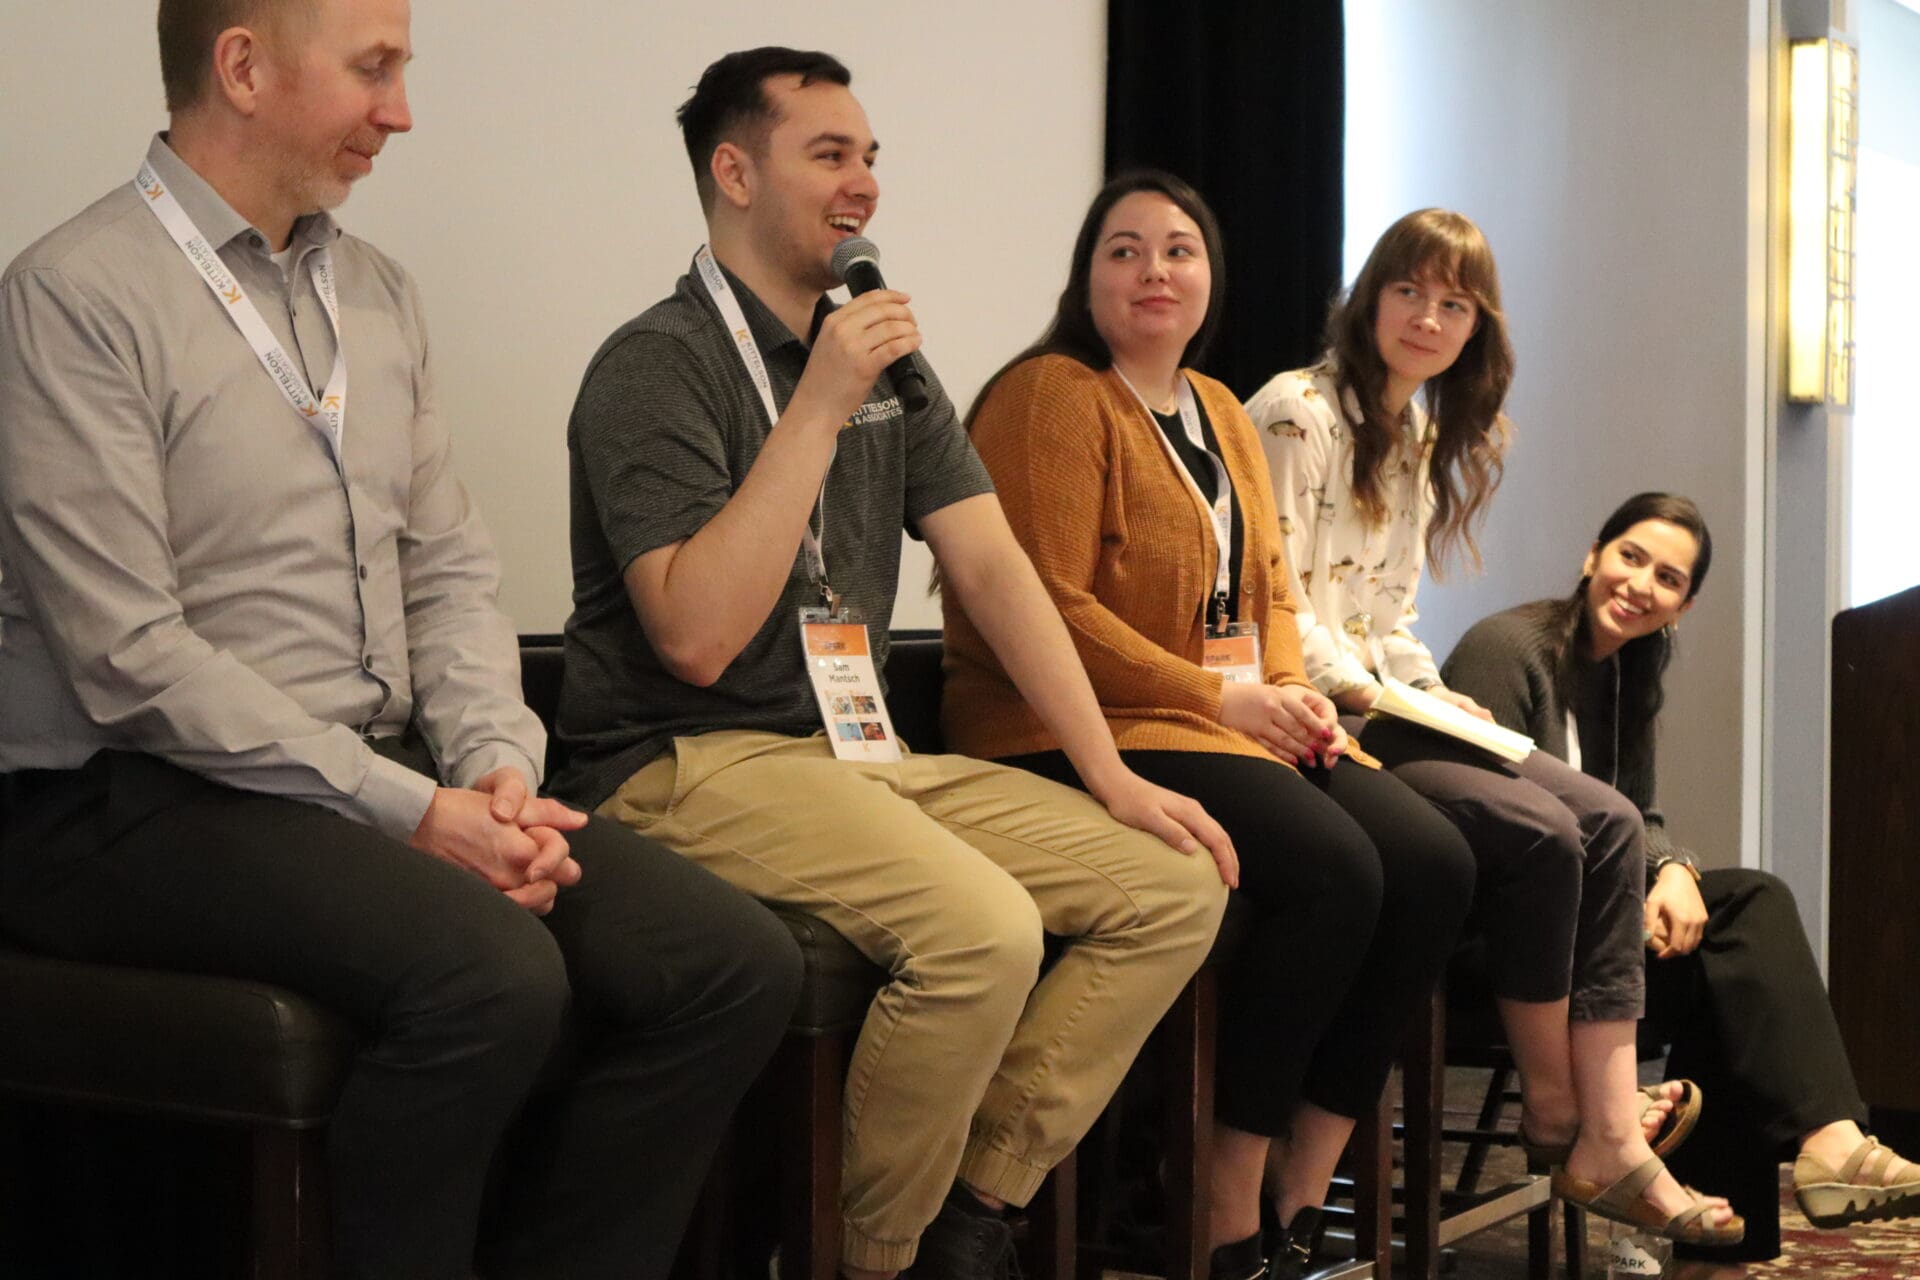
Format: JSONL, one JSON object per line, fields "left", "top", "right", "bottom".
{"left": 0, "top": 4, "right": 798, "bottom": 1278}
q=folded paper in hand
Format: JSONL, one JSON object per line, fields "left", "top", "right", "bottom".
{"left": 1368, "top": 678, "right": 1534, "bottom": 764}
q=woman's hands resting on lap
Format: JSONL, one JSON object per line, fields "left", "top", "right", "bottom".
{"left": 1219, "top": 681, "right": 1347, "bottom": 768}
{"left": 1645, "top": 862, "right": 1709, "bottom": 959}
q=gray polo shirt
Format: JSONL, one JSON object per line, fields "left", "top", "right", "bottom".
{"left": 553, "top": 256, "right": 994, "bottom": 808}
{"left": 0, "top": 135, "right": 543, "bottom": 839}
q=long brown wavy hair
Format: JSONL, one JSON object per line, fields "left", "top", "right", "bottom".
{"left": 1324, "top": 209, "right": 1515, "bottom": 575}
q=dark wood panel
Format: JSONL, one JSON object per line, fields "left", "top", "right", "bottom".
{"left": 1829, "top": 584, "right": 1920, "bottom": 1110}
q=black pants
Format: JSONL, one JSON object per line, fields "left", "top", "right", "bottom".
{"left": 1651, "top": 868, "right": 1867, "bottom": 1262}
{"left": 1357, "top": 718, "right": 1647, "bottom": 1021}
{"left": 0, "top": 749, "right": 803, "bottom": 1280}
{"left": 999, "top": 749, "right": 1474, "bottom": 1134}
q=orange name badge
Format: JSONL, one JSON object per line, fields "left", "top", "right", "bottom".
{"left": 803, "top": 623, "right": 870, "bottom": 659}
{"left": 798, "top": 614, "right": 903, "bottom": 763}
{"left": 1202, "top": 625, "right": 1262, "bottom": 685}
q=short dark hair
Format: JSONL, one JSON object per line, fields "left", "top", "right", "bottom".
{"left": 964, "top": 168, "right": 1228, "bottom": 428}
{"left": 157, "top": 0, "right": 315, "bottom": 112}
{"left": 676, "top": 47, "right": 852, "bottom": 213}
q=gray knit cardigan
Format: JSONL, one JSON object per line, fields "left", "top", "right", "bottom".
{"left": 1441, "top": 599, "right": 1697, "bottom": 887}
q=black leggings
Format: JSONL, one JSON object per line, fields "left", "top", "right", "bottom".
{"left": 1654, "top": 868, "right": 1867, "bottom": 1262}
{"left": 998, "top": 749, "right": 1474, "bottom": 1135}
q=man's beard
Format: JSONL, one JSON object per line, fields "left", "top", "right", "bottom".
{"left": 276, "top": 132, "right": 383, "bottom": 218}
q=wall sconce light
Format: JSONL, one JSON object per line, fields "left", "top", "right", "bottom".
{"left": 1787, "top": 37, "right": 1858, "bottom": 407}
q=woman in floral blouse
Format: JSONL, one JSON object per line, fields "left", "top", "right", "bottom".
{"left": 1245, "top": 210, "right": 1740, "bottom": 1246}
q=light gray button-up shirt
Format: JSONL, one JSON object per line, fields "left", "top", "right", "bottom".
{"left": 0, "top": 135, "right": 543, "bottom": 839}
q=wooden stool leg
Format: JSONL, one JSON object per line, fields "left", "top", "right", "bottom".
{"left": 1021, "top": 1148, "right": 1077, "bottom": 1280}
{"left": 673, "top": 1126, "right": 735, "bottom": 1280}
{"left": 1562, "top": 1203, "right": 1586, "bottom": 1280}
{"left": 1526, "top": 1195, "right": 1552, "bottom": 1280}
{"left": 1458, "top": 1063, "right": 1511, "bottom": 1196}
{"left": 1400, "top": 986, "right": 1446, "bottom": 1279}
{"left": 1162, "top": 971, "right": 1216, "bottom": 1280}
{"left": 1350, "top": 1087, "right": 1394, "bottom": 1280}
{"left": 250, "top": 1126, "right": 328, "bottom": 1280}
{"left": 780, "top": 1034, "right": 844, "bottom": 1280}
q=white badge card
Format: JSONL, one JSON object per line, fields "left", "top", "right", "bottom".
{"left": 799, "top": 613, "right": 903, "bottom": 763}
{"left": 1202, "top": 622, "right": 1262, "bottom": 685}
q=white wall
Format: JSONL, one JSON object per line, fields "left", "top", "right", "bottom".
{"left": 0, "top": 1, "right": 1106, "bottom": 633}
{"left": 1851, "top": 0, "right": 1920, "bottom": 607}
{"left": 1344, "top": 0, "right": 1769, "bottom": 872}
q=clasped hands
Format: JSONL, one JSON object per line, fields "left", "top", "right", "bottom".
{"left": 1645, "top": 861, "right": 1709, "bottom": 959}
{"left": 1219, "top": 680, "right": 1347, "bottom": 768}
{"left": 409, "top": 768, "right": 587, "bottom": 915}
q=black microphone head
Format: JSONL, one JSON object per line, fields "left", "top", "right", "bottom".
{"left": 831, "top": 236, "right": 881, "bottom": 284}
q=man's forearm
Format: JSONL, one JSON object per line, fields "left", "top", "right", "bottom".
{"left": 630, "top": 407, "right": 842, "bottom": 684}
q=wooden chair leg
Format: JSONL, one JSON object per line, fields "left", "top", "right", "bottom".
{"left": 250, "top": 1125, "right": 329, "bottom": 1280}
{"left": 1021, "top": 1147, "right": 1077, "bottom": 1280}
{"left": 1400, "top": 985, "right": 1446, "bottom": 1280}
{"left": 1161, "top": 969, "right": 1216, "bottom": 1280}
{"left": 673, "top": 1125, "right": 734, "bottom": 1280}
{"left": 1562, "top": 1202, "right": 1586, "bottom": 1280}
{"left": 780, "top": 1034, "right": 844, "bottom": 1280}
{"left": 1525, "top": 1194, "right": 1552, "bottom": 1280}
{"left": 1457, "top": 1062, "right": 1511, "bottom": 1197}
{"left": 1349, "top": 1085, "right": 1394, "bottom": 1280}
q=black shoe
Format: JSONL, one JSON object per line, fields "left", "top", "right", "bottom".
{"left": 907, "top": 1185, "right": 1015, "bottom": 1280}
{"left": 1268, "top": 1206, "right": 1323, "bottom": 1280}
{"left": 1208, "top": 1230, "right": 1267, "bottom": 1280}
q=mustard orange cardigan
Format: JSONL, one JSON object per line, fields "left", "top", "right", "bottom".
{"left": 942, "top": 353, "right": 1335, "bottom": 765}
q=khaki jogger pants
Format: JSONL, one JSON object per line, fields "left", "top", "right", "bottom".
{"left": 598, "top": 731, "right": 1227, "bottom": 1272}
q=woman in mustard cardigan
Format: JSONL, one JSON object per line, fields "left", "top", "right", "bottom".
{"left": 940, "top": 170, "right": 1475, "bottom": 1280}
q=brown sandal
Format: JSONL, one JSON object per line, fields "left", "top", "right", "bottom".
{"left": 1518, "top": 1124, "right": 1573, "bottom": 1170}
{"left": 1520, "top": 1081, "right": 1700, "bottom": 1170}
{"left": 1641, "top": 1079, "right": 1703, "bottom": 1158}
{"left": 1552, "top": 1155, "right": 1745, "bottom": 1246}
{"left": 1794, "top": 1136, "right": 1920, "bottom": 1228}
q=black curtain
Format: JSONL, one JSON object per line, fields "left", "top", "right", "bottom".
{"left": 1106, "top": 1, "right": 1345, "bottom": 399}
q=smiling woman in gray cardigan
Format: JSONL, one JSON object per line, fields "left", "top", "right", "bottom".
{"left": 1443, "top": 491, "right": 1919, "bottom": 1262}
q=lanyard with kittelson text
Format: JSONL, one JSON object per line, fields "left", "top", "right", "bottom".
{"left": 134, "top": 160, "right": 346, "bottom": 457}
{"left": 694, "top": 244, "right": 841, "bottom": 610}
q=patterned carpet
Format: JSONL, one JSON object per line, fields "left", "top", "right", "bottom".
{"left": 1423, "top": 1069, "right": 1920, "bottom": 1280}
{"left": 1437, "top": 1165, "right": 1920, "bottom": 1279}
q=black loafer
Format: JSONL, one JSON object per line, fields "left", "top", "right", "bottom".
{"left": 906, "top": 1185, "right": 1015, "bottom": 1280}
{"left": 1269, "top": 1206, "right": 1324, "bottom": 1280}
{"left": 1208, "top": 1230, "right": 1267, "bottom": 1280}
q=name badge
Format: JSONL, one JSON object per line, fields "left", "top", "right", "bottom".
{"left": 798, "top": 608, "right": 903, "bottom": 763}
{"left": 1202, "top": 622, "right": 1262, "bottom": 685}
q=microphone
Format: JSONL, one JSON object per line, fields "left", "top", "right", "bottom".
{"left": 830, "top": 236, "right": 930, "bottom": 412}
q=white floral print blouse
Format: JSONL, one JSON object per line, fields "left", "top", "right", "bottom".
{"left": 1243, "top": 361, "right": 1443, "bottom": 697}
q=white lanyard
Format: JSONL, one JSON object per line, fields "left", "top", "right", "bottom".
{"left": 1117, "top": 370, "right": 1233, "bottom": 625}
{"left": 694, "top": 244, "right": 838, "bottom": 607}
{"left": 135, "top": 160, "right": 346, "bottom": 456}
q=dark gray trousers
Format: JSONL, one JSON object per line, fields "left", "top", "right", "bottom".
{"left": 1354, "top": 718, "right": 1647, "bottom": 1021}
{"left": 0, "top": 748, "right": 803, "bottom": 1280}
